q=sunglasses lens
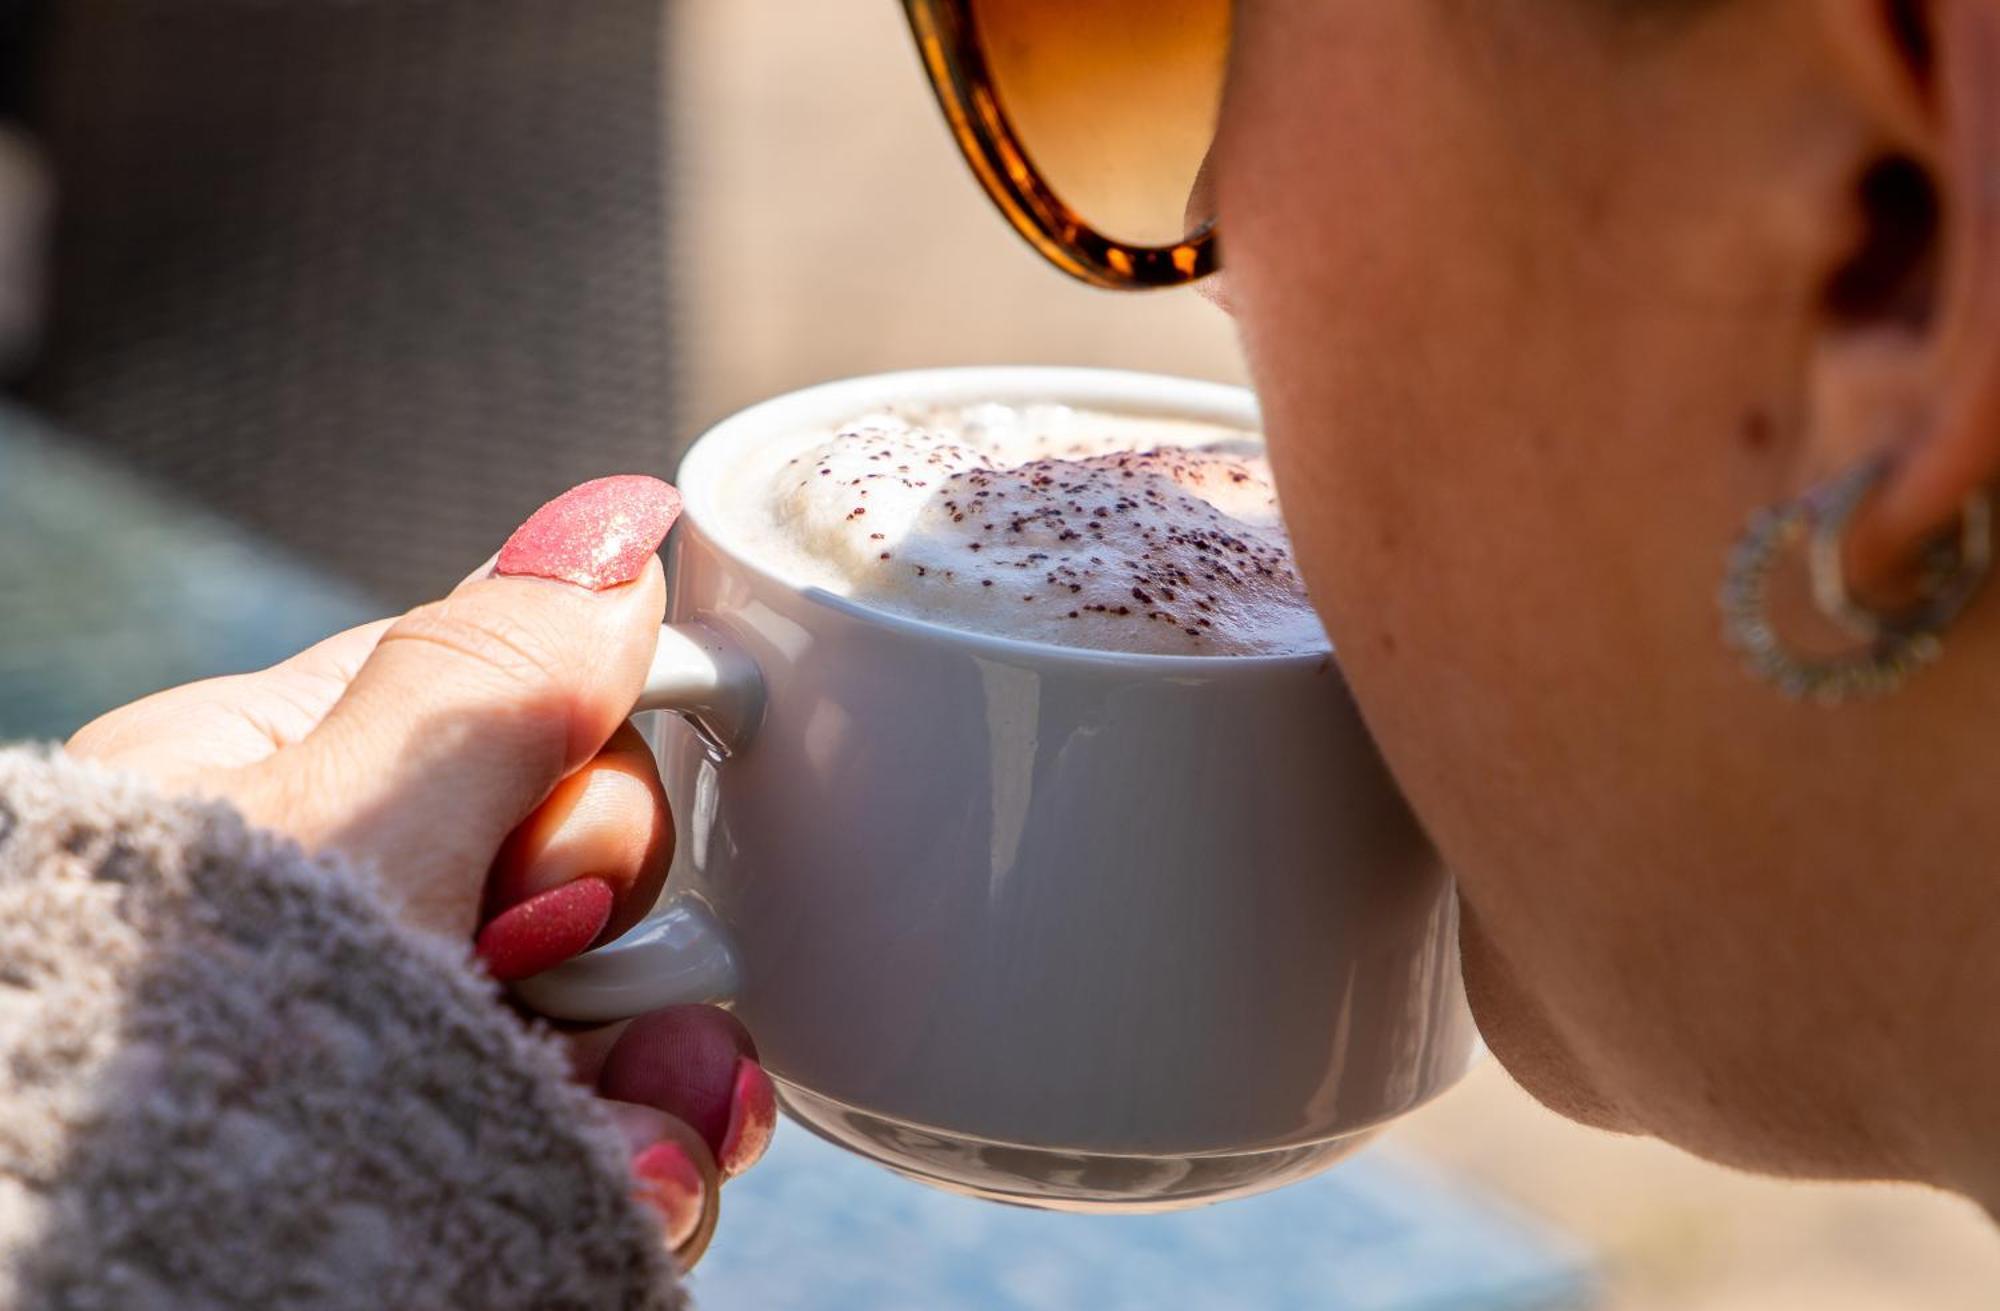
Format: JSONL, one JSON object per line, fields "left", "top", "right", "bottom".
{"left": 969, "top": 0, "right": 1229, "bottom": 250}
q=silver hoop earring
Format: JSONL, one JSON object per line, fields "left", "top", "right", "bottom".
{"left": 1719, "top": 457, "right": 1992, "bottom": 704}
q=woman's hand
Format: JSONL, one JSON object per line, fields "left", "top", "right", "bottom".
{"left": 67, "top": 476, "right": 772, "bottom": 1267}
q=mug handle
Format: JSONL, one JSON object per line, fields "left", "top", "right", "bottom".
{"left": 509, "top": 621, "right": 761, "bottom": 1024}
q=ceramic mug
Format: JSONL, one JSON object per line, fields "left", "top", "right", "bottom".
{"left": 516, "top": 367, "right": 1477, "bottom": 1212}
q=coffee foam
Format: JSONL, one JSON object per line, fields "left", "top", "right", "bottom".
{"left": 723, "top": 403, "right": 1328, "bottom": 657}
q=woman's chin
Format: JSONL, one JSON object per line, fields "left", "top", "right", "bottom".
{"left": 1459, "top": 911, "right": 1636, "bottom": 1135}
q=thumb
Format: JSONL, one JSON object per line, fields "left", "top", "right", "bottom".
{"left": 240, "top": 476, "right": 680, "bottom": 937}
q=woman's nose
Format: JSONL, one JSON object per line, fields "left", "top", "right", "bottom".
{"left": 1196, "top": 269, "right": 1235, "bottom": 315}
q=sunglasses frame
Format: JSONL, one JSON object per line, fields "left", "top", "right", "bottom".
{"left": 901, "top": 0, "right": 1220, "bottom": 291}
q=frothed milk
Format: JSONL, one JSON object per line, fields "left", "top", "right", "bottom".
{"left": 724, "top": 403, "right": 1327, "bottom": 656}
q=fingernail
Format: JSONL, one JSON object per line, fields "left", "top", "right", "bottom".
{"left": 631, "top": 1142, "right": 706, "bottom": 1250}
{"left": 474, "top": 877, "right": 615, "bottom": 982}
{"left": 496, "top": 475, "right": 681, "bottom": 591}
{"left": 717, "top": 1056, "right": 777, "bottom": 1177}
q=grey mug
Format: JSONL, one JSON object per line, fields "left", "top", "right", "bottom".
{"left": 515, "top": 367, "right": 1477, "bottom": 1211}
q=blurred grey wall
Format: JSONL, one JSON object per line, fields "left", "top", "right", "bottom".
{"left": 20, "top": 0, "right": 676, "bottom": 605}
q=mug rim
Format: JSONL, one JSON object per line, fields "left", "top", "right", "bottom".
{"left": 673, "top": 366, "right": 1334, "bottom": 676}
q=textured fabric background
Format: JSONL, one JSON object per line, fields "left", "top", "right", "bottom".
{"left": 21, "top": 0, "right": 675, "bottom": 605}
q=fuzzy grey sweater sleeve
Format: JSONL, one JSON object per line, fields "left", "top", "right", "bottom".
{"left": 0, "top": 747, "right": 684, "bottom": 1311}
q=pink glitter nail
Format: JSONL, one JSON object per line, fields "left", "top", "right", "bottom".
{"left": 496, "top": 475, "right": 681, "bottom": 590}
{"left": 474, "top": 877, "right": 615, "bottom": 982}
{"left": 630, "top": 1141, "right": 706, "bottom": 1249}
{"left": 718, "top": 1057, "right": 777, "bottom": 1177}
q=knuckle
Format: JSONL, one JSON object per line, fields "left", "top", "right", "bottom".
{"left": 384, "top": 599, "right": 570, "bottom": 695}
{"left": 371, "top": 598, "right": 587, "bottom": 774}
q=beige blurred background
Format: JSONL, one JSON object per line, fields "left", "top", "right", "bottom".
{"left": 669, "top": 4, "right": 2000, "bottom": 1308}
{"left": 668, "top": 1, "right": 1241, "bottom": 441}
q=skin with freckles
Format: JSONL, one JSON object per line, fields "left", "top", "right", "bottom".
{"left": 1211, "top": 0, "right": 2000, "bottom": 1205}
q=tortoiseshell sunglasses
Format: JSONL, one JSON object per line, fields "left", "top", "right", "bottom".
{"left": 901, "top": 0, "right": 1231, "bottom": 290}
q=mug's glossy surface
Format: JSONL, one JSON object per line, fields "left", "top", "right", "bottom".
{"left": 555, "top": 368, "right": 1476, "bottom": 1209}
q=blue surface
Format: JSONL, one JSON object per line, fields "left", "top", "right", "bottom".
{"left": 2, "top": 412, "right": 1598, "bottom": 1310}
{"left": 0, "top": 410, "right": 380, "bottom": 740}
{"left": 695, "top": 1125, "right": 1593, "bottom": 1311}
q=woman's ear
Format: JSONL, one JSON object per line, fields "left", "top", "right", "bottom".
{"left": 1813, "top": 0, "right": 2000, "bottom": 604}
